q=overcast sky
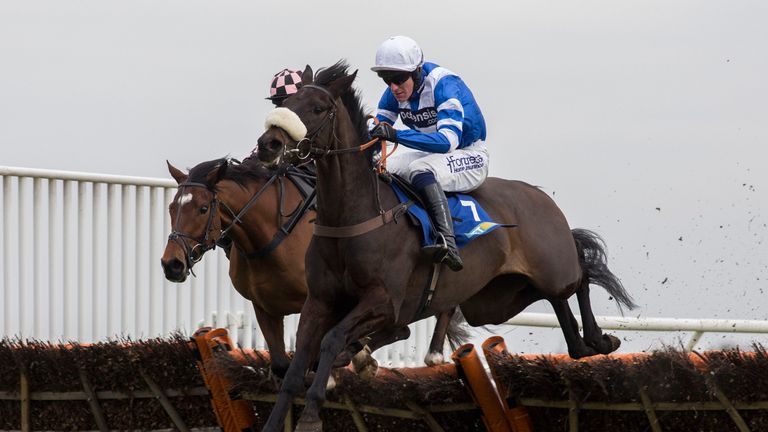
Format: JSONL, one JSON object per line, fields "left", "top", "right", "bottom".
{"left": 1, "top": 1, "right": 767, "bottom": 352}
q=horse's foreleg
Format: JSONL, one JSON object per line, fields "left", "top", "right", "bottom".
{"left": 424, "top": 308, "right": 454, "bottom": 366}
{"left": 366, "top": 326, "right": 411, "bottom": 352}
{"left": 253, "top": 306, "right": 290, "bottom": 378}
{"left": 296, "top": 299, "right": 394, "bottom": 431}
{"left": 334, "top": 325, "right": 409, "bottom": 369}
{"left": 262, "top": 300, "right": 336, "bottom": 432}
{"left": 345, "top": 326, "right": 411, "bottom": 379}
{"left": 576, "top": 282, "right": 621, "bottom": 354}
{"left": 548, "top": 298, "right": 597, "bottom": 359}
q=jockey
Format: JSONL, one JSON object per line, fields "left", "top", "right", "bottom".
{"left": 370, "top": 36, "right": 489, "bottom": 272}
{"left": 248, "top": 68, "right": 305, "bottom": 159}
{"left": 266, "top": 68, "right": 304, "bottom": 107}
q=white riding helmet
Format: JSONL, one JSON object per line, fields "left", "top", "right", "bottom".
{"left": 371, "top": 36, "right": 424, "bottom": 72}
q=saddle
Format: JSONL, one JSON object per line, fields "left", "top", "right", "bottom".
{"left": 385, "top": 173, "right": 514, "bottom": 248}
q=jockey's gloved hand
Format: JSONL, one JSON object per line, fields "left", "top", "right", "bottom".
{"left": 370, "top": 122, "right": 398, "bottom": 143}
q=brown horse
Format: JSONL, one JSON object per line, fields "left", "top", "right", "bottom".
{"left": 255, "top": 61, "right": 636, "bottom": 431}
{"left": 160, "top": 157, "right": 460, "bottom": 377}
{"left": 161, "top": 157, "right": 315, "bottom": 377}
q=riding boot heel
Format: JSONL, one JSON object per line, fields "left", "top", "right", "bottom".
{"left": 418, "top": 183, "right": 463, "bottom": 272}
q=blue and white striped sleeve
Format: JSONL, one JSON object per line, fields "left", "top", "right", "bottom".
{"left": 396, "top": 76, "right": 464, "bottom": 153}
{"left": 375, "top": 90, "right": 399, "bottom": 125}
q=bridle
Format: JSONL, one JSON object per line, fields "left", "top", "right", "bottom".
{"left": 287, "top": 84, "right": 397, "bottom": 173}
{"left": 168, "top": 165, "right": 313, "bottom": 275}
{"left": 167, "top": 181, "right": 221, "bottom": 275}
{"left": 288, "top": 85, "right": 340, "bottom": 161}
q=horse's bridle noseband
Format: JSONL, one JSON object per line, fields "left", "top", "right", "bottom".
{"left": 168, "top": 181, "right": 221, "bottom": 275}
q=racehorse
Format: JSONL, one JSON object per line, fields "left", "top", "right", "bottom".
{"left": 255, "top": 61, "right": 636, "bottom": 432}
{"left": 161, "top": 157, "right": 315, "bottom": 377}
{"left": 160, "top": 157, "right": 461, "bottom": 377}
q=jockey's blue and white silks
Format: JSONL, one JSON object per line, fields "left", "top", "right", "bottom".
{"left": 375, "top": 62, "right": 486, "bottom": 154}
{"left": 385, "top": 142, "right": 489, "bottom": 192}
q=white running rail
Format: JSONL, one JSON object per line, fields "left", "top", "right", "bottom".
{"left": 2, "top": 166, "right": 767, "bottom": 367}
{"left": 504, "top": 312, "right": 768, "bottom": 352}
{"left": 0, "top": 165, "right": 244, "bottom": 343}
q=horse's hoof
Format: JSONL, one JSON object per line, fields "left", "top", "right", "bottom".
{"left": 358, "top": 363, "right": 378, "bottom": 380}
{"left": 568, "top": 345, "right": 598, "bottom": 359}
{"left": 587, "top": 333, "right": 622, "bottom": 354}
{"left": 604, "top": 334, "right": 621, "bottom": 353}
{"left": 295, "top": 417, "right": 323, "bottom": 432}
{"left": 352, "top": 346, "right": 378, "bottom": 380}
{"left": 351, "top": 345, "right": 372, "bottom": 370}
{"left": 424, "top": 351, "right": 445, "bottom": 366}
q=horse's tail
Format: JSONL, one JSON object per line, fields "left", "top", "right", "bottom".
{"left": 446, "top": 308, "right": 471, "bottom": 351}
{"left": 572, "top": 228, "right": 637, "bottom": 312}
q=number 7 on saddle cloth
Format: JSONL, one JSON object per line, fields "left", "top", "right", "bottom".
{"left": 390, "top": 183, "right": 516, "bottom": 248}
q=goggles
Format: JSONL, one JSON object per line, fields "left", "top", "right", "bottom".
{"left": 378, "top": 71, "right": 412, "bottom": 86}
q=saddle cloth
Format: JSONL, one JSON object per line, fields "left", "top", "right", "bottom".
{"left": 389, "top": 182, "right": 512, "bottom": 248}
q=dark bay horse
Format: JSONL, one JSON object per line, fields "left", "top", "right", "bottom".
{"left": 160, "top": 157, "right": 459, "bottom": 377}
{"left": 255, "top": 62, "right": 636, "bottom": 431}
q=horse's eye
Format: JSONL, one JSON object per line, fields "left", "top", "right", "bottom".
{"left": 313, "top": 106, "right": 324, "bottom": 114}
{"left": 200, "top": 206, "right": 209, "bottom": 214}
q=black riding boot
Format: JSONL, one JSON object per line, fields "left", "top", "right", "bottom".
{"left": 418, "top": 183, "right": 463, "bottom": 271}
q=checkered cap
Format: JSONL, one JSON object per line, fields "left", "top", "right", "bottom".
{"left": 267, "top": 69, "right": 303, "bottom": 100}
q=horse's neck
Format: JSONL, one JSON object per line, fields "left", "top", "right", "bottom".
{"left": 314, "top": 123, "right": 386, "bottom": 226}
{"left": 218, "top": 180, "right": 281, "bottom": 250}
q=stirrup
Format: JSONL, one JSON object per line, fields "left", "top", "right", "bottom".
{"left": 421, "top": 233, "right": 449, "bottom": 255}
{"left": 421, "top": 234, "right": 463, "bottom": 271}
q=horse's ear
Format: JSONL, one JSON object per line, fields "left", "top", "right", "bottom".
{"left": 205, "top": 161, "right": 228, "bottom": 186}
{"left": 327, "top": 69, "right": 357, "bottom": 99}
{"left": 301, "top": 64, "right": 314, "bottom": 85}
{"left": 167, "top": 160, "right": 187, "bottom": 184}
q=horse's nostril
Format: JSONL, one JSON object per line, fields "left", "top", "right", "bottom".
{"left": 162, "top": 258, "right": 185, "bottom": 276}
{"left": 268, "top": 139, "right": 282, "bottom": 151}
{"left": 170, "top": 259, "right": 184, "bottom": 272}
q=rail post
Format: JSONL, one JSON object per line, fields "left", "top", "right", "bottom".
{"left": 482, "top": 336, "right": 533, "bottom": 432}
{"left": 190, "top": 327, "right": 256, "bottom": 432}
{"left": 452, "top": 343, "right": 512, "bottom": 432}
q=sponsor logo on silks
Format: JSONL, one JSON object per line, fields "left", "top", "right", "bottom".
{"left": 446, "top": 154, "right": 484, "bottom": 174}
{"left": 400, "top": 108, "right": 438, "bottom": 128}
{"left": 464, "top": 221, "right": 500, "bottom": 239}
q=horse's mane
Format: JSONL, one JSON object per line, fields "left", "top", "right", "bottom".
{"left": 315, "top": 60, "right": 371, "bottom": 144}
{"left": 187, "top": 157, "right": 273, "bottom": 189}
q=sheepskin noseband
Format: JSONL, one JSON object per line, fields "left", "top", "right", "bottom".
{"left": 264, "top": 107, "right": 307, "bottom": 142}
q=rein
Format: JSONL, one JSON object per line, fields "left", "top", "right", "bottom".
{"left": 219, "top": 167, "right": 317, "bottom": 259}
{"left": 169, "top": 165, "right": 317, "bottom": 273}
{"left": 218, "top": 173, "right": 279, "bottom": 240}
{"left": 290, "top": 85, "right": 397, "bottom": 174}
{"left": 239, "top": 167, "right": 317, "bottom": 259}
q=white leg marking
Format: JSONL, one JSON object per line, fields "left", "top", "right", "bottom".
{"left": 326, "top": 374, "right": 337, "bottom": 391}
{"left": 424, "top": 352, "right": 445, "bottom": 366}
